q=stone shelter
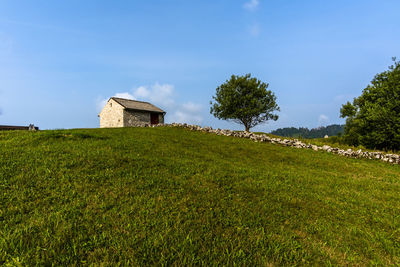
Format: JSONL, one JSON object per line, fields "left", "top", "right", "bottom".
{"left": 99, "top": 97, "right": 166, "bottom": 128}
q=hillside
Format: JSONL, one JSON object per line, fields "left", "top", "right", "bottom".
{"left": 271, "top": 124, "right": 345, "bottom": 138}
{"left": 1, "top": 127, "right": 399, "bottom": 265}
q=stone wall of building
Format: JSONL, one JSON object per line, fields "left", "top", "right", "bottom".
{"left": 99, "top": 99, "right": 124, "bottom": 128}
{"left": 99, "top": 99, "right": 165, "bottom": 127}
{"left": 158, "top": 113, "right": 164, "bottom": 124}
{"left": 123, "top": 110, "right": 151, "bottom": 127}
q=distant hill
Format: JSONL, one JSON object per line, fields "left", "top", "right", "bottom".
{"left": 270, "top": 124, "right": 344, "bottom": 138}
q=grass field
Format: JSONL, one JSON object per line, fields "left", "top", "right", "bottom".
{"left": 1, "top": 126, "right": 399, "bottom": 265}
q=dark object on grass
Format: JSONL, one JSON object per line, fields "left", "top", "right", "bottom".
{"left": 270, "top": 124, "right": 345, "bottom": 138}
{"left": 0, "top": 124, "right": 39, "bottom": 131}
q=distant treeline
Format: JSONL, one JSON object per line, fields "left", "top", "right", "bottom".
{"left": 270, "top": 124, "right": 345, "bottom": 139}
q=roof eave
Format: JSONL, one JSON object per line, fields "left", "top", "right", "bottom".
{"left": 124, "top": 107, "right": 165, "bottom": 114}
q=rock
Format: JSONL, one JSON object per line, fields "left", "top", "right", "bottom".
{"left": 322, "top": 145, "right": 331, "bottom": 151}
{"left": 294, "top": 141, "right": 304, "bottom": 148}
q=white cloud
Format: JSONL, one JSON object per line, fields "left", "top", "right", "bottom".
{"left": 170, "top": 111, "right": 203, "bottom": 125}
{"left": 318, "top": 114, "right": 329, "bottom": 125}
{"left": 133, "top": 86, "right": 150, "bottom": 99}
{"left": 243, "top": 0, "right": 259, "bottom": 11}
{"left": 95, "top": 92, "right": 135, "bottom": 112}
{"left": 169, "top": 102, "right": 203, "bottom": 125}
{"left": 133, "top": 83, "right": 175, "bottom": 108}
{"left": 115, "top": 92, "right": 135, "bottom": 100}
{"left": 150, "top": 82, "right": 175, "bottom": 107}
{"left": 182, "top": 102, "right": 202, "bottom": 113}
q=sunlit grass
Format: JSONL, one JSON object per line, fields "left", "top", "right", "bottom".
{"left": 1, "top": 127, "right": 399, "bottom": 265}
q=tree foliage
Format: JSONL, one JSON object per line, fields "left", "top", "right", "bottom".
{"left": 270, "top": 124, "right": 344, "bottom": 139}
{"left": 340, "top": 58, "right": 400, "bottom": 151}
{"left": 210, "top": 74, "right": 279, "bottom": 131}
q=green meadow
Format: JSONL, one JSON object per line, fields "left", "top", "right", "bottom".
{"left": 1, "top": 127, "right": 399, "bottom": 265}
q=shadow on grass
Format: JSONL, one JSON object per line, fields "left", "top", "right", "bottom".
{"left": 34, "top": 131, "right": 109, "bottom": 142}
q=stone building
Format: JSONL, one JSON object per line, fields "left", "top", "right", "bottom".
{"left": 99, "top": 97, "right": 166, "bottom": 128}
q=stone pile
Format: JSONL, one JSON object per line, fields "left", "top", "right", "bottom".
{"left": 150, "top": 123, "right": 400, "bottom": 165}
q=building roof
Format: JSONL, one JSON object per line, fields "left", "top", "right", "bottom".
{"left": 111, "top": 97, "right": 166, "bottom": 113}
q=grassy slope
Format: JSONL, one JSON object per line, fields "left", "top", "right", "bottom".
{"left": 0, "top": 127, "right": 399, "bottom": 266}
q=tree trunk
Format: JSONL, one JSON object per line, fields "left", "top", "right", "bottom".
{"left": 241, "top": 119, "right": 251, "bottom": 132}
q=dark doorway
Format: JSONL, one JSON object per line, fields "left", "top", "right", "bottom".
{"left": 150, "top": 113, "right": 159, "bottom": 125}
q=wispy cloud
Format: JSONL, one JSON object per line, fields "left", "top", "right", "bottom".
{"left": 96, "top": 92, "right": 135, "bottom": 112}
{"left": 182, "top": 102, "right": 202, "bottom": 113}
{"left": 115, "top": 92, "right": 135, "bottom": 100}
{"left": 249, "top": 23, "right": 260, "bottom": 37}
{"left": 243, "top": 0, "right": 259, "bottom": 11}
{"left": 170, "top": 102, "right": 203, "bottom": 125}
{"left": 133, "top": 86, "right": 150, "bottom": 99}
{"left": 318, "top": 114, "right": 329, "bottom": 125}
{"left": 243, "top": 1, "right": 261, "bottom": 36}
{"left": 133, "top": 82, "right": 175, "bottom": 109}
{"left": 132, "top": 84, "right": 203, "bottom": 124}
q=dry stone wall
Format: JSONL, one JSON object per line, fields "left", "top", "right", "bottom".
{"left": 146, "top": 123, "right": 400, "bottom": 165}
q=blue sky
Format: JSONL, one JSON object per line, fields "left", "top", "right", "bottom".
{"left": 0, "top": 0, "right": 399, "bottom": 131}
